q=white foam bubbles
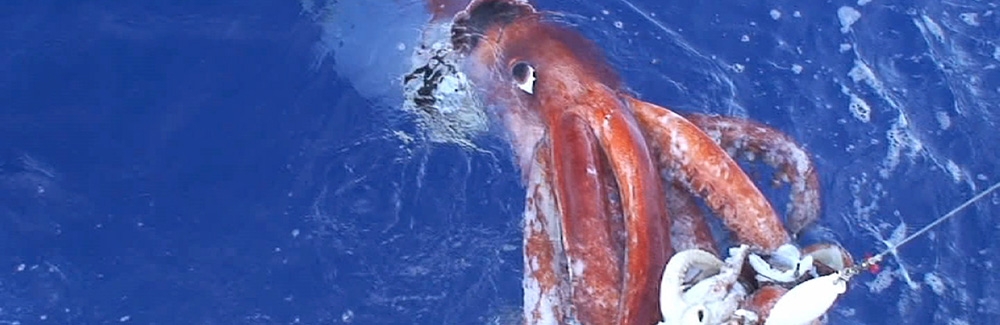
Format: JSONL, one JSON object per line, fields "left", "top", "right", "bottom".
{"left": 924, "top": 272, "right": 947, "bottom": 296}
{"left": 867, "top": 265, "right": 894, "bottom": 293}
{"left": 848, "top": 93, "right": 872, "bottom": 123}
{"left": 959, "top": 13, "right": 980, "bottom": 26}
{"left": 935, "top": 111, "right": 951, "bottom": 130}
{"left": 838, "top": 6, "right": 862, "bottom": 33}
{"left": 770, "top": 9, "right": 782, "bottom": 20}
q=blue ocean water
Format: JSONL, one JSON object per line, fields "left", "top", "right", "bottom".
{"left": 1, "top": 0, "right": 998, "bottom": 324}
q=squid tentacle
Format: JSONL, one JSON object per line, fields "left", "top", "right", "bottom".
{"left": 659, "top": 249, "right": 725, "bottom": 324}
{"left": 522, "top": 140, "right": 571, "bottom": 324}
{"left": 628, "top": 97, "right": 791, "bottom": 252}
{"left": 548, "top": 113, "right": 623, "bottom": 324}
{"left": 665, "top": 182, "right": 718, "bottom": 255}
{"left": 685, "top": 113, "right": 822, "bottom": 235}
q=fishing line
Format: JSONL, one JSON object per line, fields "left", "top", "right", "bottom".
{"left": 852, "top": 180, "right": 1000, "bottom": 274}
{"left": 774, "top": 182, "right": 1000, "bottom": 321}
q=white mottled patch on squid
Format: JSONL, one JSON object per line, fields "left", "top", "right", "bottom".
{"left": 522, "top": 274, "right": 540, "bottom": 312}
{"left": 525, "top": 194, "right": 545, "bottom": 234}
{"left": 571, "top": 259, "right": 587, "bottom": 277}
{"left": 522, "top": 269, "right": 558, "bottom": 325}
{"left": 523, "top": 161, "right": 562, "bottom": 325}
{"left": 669, "top": 127, "right": 691, "bottom": 166}
{"left": 657, "top": 112, "right": 692, "bottom": 168}
{"left": 786, "top": 144, "right": 811, "bottom": 175}
{"left": 527, "top": 255, "right": 540, "bottom": 273}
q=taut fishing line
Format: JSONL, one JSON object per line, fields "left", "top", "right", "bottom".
{"left": 847, "top": 180, "right": 1000, "bottom": 278}
{"left": 770, "top": 180, "right": 1000, "bottom": 324}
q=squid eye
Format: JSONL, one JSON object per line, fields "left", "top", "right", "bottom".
{"left": 681, "top": 305, "right": 710, "bottom": 325}
{"left": 510, "top": 61, "right": 536, "bottom": 94}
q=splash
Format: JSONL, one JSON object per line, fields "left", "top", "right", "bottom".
{"left": 400, "top": 20, "right": 491, "bottom": 147}
{"left": 301, "top": 0, "right": 491, "bottom": 148}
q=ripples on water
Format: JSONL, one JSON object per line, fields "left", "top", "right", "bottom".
{"left": 2, "top": 0, "right": 994, "bottom": 323}
{"left": 310, "top": 0, "right": 999, "bottom": 323}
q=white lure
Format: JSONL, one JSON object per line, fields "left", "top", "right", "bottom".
{"left": 764, "top": 273, "right": 846, "bottom": 325}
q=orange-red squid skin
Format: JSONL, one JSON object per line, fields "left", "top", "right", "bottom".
{"left": 665, "top": 182, "right": 718, "bottom": 256}
{"left": 437, "top": 0, "right": 826, "bottom": 324}
{"left": 683, "top": 113, "right": 823, "bottom": 235}
{"left": 745, "top": 285, "right": 788, "bottom": 321}
{"left": 628, "top": 97, "right": 792, "bottom": 252}
{"left": 456, "top": 6, "right": 669, "bottom": 323}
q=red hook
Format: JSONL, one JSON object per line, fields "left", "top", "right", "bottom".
{"left": 863, "top": 252, "right": 881, "bottom": 274}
